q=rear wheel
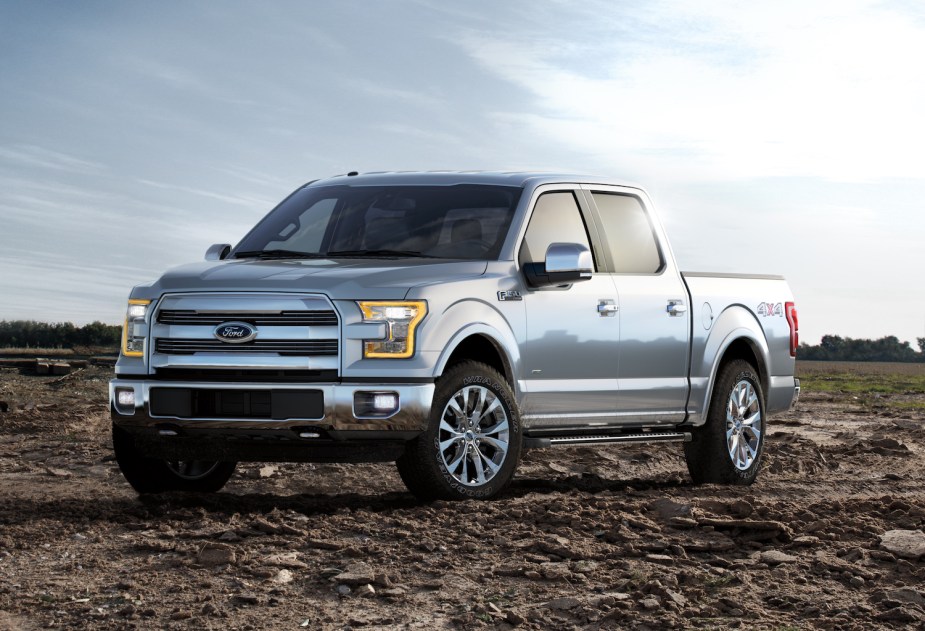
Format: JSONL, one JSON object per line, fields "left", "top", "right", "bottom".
{"left": 684, "top": 359, "right": 765, "bottom": 485}
{"left": 397, "top": 362, "right": 521, "bottom": 500}
{"left": 112, "top": 424, "right": 236, "bottom": 494}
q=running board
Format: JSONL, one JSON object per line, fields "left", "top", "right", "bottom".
{"left": 524, "top": 432, "right": 691, "bottom": 449}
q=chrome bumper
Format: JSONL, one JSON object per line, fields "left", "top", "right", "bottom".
{"left": 109, "top": 378, "right": 434, "bottom": 433}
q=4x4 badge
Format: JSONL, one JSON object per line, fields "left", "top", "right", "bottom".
{"left": 497, "top": 290, "right": 522, "bottom": 302}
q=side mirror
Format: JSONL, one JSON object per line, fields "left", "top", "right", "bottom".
{"left": 205, "top": 243, "right": 231, "bottom": 261}
{"left": 523, "top": 242, "right": 593, "bottom": 288}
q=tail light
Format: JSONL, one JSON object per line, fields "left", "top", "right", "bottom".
{"left": 785, "top": 302, "right": 799, "bottom": 357}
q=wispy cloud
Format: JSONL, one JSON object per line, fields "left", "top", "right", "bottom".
{"left": 135, "top": 178, "right": 274, "bottom": 209}
{"left": 0, "top": 145, "right": 107, "bottom": 174}
{"left": 342, "top": 78, "right": 446, "bottom": 110}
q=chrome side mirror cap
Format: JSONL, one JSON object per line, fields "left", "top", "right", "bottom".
{"left": 523, "top": 242, "right": 593, "bottom": 288}
{"left": 205, "top": 243, "right": 231, "bottom": 261}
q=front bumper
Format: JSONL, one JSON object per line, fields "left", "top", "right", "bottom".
{"left": 110, "top": 378, "right": 434, "bottom": 462}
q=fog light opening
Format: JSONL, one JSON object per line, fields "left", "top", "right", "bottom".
{"left": 354, "top": 391, "right": 400, "bottom": 418}
{"left": 115, "top": 388, "right": 136, "bottom": 415}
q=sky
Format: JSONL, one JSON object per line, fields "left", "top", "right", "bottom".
{"left": 1, "top": 0, "right": 924, "bottom": 347}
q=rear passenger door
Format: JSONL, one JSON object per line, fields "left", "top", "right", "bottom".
{"left": 517, "top": 186, "right": 621, "bottom": 428}
{"left": 583, "top": 186, "right": 690, "bottom": 424}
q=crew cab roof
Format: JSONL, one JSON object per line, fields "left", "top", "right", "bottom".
{"left": 305, "top": 171, "right": 643, "bottom": 190}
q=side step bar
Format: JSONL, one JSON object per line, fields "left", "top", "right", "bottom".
{"left": 524, "top": 432, "right": 691, "bottom": 449}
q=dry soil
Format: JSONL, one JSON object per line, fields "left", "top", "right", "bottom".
{"left": 0, "top": 364, "right": 923, "bottom": 630}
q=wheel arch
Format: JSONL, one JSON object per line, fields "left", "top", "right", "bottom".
{"left": 695, "top": 305, "right": 771, "bottom": 424}
{"left": 435, "top": 326, "right": 517, "bottom": 388}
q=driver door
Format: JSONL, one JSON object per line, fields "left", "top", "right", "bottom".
{"left": 518, "top": 188, "right": 620, "bottom": 428}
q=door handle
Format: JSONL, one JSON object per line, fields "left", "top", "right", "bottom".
{"left": 598, "top": 300, "right": 618, "bottom": 317}
{"left": 667, "top": 300, "right": 687, "bottom": 316}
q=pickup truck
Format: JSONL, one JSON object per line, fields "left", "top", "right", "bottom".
{"left": 110, "top": 172, "right": 800, "bottom": 500}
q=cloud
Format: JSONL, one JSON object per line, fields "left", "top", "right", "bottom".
{"left": 0, "top": 145, "right": 107, "bottom": 174}
{"left": 454, "top": 0, "right": 925, "bottom": 182}
{"left": 135, "top": 178, "right": 275, "bottom": 209}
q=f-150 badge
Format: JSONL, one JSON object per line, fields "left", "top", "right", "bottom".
{"left": 497, "top": 290, "right": 522, "bottom": 302}
{"left": 757, "top": 302, "right": 783, "bottom": 317}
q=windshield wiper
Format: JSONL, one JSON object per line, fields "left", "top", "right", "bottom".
{"left": 233, "top": 249, "right": 328, "bottom": 260}
{"left": 325, "top": 249, "right": 438, "bottom": 258}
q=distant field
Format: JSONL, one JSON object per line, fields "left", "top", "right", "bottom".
{"left": 0, "top": 347, "right": 75, "bottom": 357}
{"left": 797, "top": 360, "right": 925, "bottom": 409}
{"left": 797, "top": 360, "right": 925, "bottom": 377}
{"left": 0, "top": 346, "right": 118, "bottom": 358}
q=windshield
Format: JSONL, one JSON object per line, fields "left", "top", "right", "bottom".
{"left": 233, "top": 184, "right": 523, "bottom": 260}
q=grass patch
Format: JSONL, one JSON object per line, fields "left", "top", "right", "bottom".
{"left": 796, "top": 361, "right": 925, "bottom": 410}
{"left": 797, "top": 373, "right": 925, "bottom": 396}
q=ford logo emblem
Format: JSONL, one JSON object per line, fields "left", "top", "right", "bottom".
{"left": 213, "top": 321, "right": 257, "bottom": 344}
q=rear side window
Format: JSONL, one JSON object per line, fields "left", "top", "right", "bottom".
{"left": 592, "top": 193, "right": 662, "bottom": 274}
{"left": 518, "top": 192, "right": 594, "bottom": 268}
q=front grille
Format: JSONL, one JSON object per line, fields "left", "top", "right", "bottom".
{"left": 157, "top": 310, "right": 338, "bottom": 326}
{"left": 156, "top": 339, "right": 338, "bottom": 356}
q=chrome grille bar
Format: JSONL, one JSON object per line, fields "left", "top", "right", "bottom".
{"left": 157, "top": 310, "right": 338, "bottom": 326}
{"left": 156, "top": 339, "right": 338, "bottom": 356}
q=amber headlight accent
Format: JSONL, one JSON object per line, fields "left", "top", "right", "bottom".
{"left": 121, "top": 299, "right": 151, "bottom": 357}
{"left": 357, "top": 301, "right": 426, "bottom": 359}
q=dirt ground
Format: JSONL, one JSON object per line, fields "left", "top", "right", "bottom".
{"left": 1, "top": 363, "right": 923, "bottom": 630}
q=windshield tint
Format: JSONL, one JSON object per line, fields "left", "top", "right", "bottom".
{"left": 234, "top": 184, "right": 523, "bottom": 260}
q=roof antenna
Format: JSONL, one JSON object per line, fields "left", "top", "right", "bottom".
{"left": 347, "top": 171, "right": 359, "bottom": 176}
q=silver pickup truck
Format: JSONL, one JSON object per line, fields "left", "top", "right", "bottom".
{"left": 110, "top": 172, "right": 800, "bottom": 500}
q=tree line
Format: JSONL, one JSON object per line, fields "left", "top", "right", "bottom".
{"left": 0, "top": 320, "right": 121, "bottom": 348}
{"left": 799, "top": 335, "right": 925, "bottom": 363}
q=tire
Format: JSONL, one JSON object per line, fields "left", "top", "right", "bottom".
{"left": 684, "top": 359, "right": 765, "bottom": 485}
{"left": 112, "top": 424, "right": 236, "bottom": 494}
{"left": 396, "top": 361, "right": 522, "bottom": 501}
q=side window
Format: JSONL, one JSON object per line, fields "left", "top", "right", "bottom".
{"left": 592, "top": 193, "right": 662, "bottom": 274}
{"left": 518, "top": 192, "right": 594, "bottom": 268}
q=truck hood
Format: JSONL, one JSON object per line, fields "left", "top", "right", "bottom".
{"left": 134, "top": 258, "right": 489, "bottom": 301}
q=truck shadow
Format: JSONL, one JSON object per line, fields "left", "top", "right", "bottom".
{"left": 1, "top": 474, "right": 694, "bottom": 527}
{"left": 507, "top": 471, "right": 690, "bottom": 497}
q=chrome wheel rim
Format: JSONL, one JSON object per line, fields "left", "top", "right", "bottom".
{"left": 726, "top": 379, "right": 762, "bottom": 470}
{"left": 166, "top": 460, "right": 221, "bottom": 480}
{"left": 438, "top": 385, "right": 510, "bottom": 487}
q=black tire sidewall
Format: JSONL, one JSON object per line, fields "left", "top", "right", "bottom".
{"left": 719, "top": 365, "right": 765, "bottom": 483}
{"left": 399, "top": 362, "right": 521, "bottom": 500}
{"left": 112, "top": 424, "right": 235, "bottom": 494}
{"left": 685, "top": 360, "right": 766, "bottom": 485}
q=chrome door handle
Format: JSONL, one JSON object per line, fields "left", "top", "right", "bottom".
{"left": 598, "top": 300, "right": 618, "bottom": 317}
{"left": 667, "top": 300, "right": 687, "bottom": 316}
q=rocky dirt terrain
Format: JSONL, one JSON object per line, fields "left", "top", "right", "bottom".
{"left": 1, "top": 362, "right": 924, "bottom": 630}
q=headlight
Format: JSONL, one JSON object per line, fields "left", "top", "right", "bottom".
{"left": 121, "top": 299, "right": 151, "bottom": 357}
{"left": 357, "top": 301, "right": 426, "bottom": 359}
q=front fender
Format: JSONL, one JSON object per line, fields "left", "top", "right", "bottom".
{"left": 428, "top": 299, "right": 522, "bottom": 393}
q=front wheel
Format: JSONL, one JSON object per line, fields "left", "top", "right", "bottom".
{"left": 684, "top": 359, "right": 765, "bottom": 485}
{"left": 112, "top": 424, "right": 236, "bottom": 494}
{"left": 397, "top": 362, "right": 522, "bottom": 501}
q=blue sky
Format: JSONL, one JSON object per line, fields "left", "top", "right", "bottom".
{"left": 1, "top": 1, "right": 924, "bottom": 346}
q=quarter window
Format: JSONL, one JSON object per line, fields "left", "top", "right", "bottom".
{"left": 518, "top": 192, "right": 594, "bottom": 269}
{"left": 592, "top": 193, "right": 662, "bottom": 274}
